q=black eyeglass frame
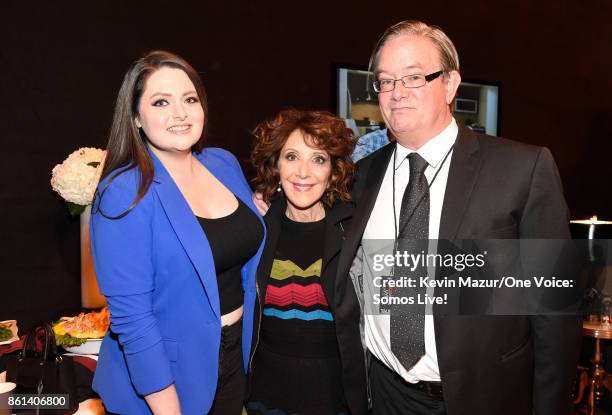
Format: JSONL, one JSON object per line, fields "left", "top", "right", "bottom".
{"left": 372, "top": 70, "right": 445, "bottom": 93}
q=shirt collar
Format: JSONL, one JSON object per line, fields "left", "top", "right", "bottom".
{"left": 394, "top": 118, "right": 458, "bottom": 170}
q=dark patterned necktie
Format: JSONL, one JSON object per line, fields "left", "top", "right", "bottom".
{"left": 390, "top": 152, "right": 429, "bottom": 371}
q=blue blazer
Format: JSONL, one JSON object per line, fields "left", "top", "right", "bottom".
{"left": 90, "top": 148, "right": 265, "bottom": 414}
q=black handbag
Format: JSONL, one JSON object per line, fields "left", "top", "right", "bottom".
{"left": 5, "top": 322, "right": 78, "bottom": 414}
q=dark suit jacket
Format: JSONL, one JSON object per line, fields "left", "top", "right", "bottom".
{"left": 249, "top": 195, "right": 368, "bottom": 415}
{"left": 337, "top": 125, "right": 582, "bottom": 415}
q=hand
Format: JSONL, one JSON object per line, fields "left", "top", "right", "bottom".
{"left": 253, "top": 192, "right": 270, "bottom": 215}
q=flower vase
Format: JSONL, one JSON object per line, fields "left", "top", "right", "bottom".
{"left": 80, "top": 205, "right": 106, "bottom": 309}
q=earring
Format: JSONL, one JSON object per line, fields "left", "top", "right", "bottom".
{"left": 277, "top": 182, "right": 281, "bottom": 193}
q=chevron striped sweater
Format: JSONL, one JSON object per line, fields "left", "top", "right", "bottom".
{"left": 260, "top": 215, "right": 338, "bottom": 358}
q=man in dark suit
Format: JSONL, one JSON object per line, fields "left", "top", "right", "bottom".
{"left": 336, "top": 20, "right": 582, "bottom": 415}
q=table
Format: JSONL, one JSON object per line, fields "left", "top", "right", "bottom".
{"left": 581, "top": 321, "right": 612, "bottom": 415}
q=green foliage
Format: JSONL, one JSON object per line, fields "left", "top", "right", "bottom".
{"left": 0, "top": 325, "right": 12, "bottom": 342}
{"left": 55, "top": 333, "right": 88, "bottom": 347}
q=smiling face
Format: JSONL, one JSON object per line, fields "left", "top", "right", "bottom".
{"left": 376, "top": 34, "right": 460, "bottom": 149}
{"left": 277, "top": 129, "right": 332, "bottom": 221}
{"left": 135, "top": 66, "right": 205, "bottom": 157}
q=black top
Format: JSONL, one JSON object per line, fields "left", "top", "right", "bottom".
{"left": 197, "top": 198, "right": 263, "bottom": 315}
{"left": 260, "top": 215, "right": 338, "bottom": 358}
{"left": 250, "top": 196, "right": 369, "bottom": 415}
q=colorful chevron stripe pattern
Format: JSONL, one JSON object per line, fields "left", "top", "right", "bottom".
{"left": 269, "top": 258, "right": 322, "bottom": 279}
{"left": 265, "top": 283, "right": 328, "bottom": 306}
{"left": 263, "top": 258, "right": 333, "bottom": 321}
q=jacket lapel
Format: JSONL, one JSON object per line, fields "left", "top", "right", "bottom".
{"left": 196, "top": 151, "right": 253, "bottom": 210}
{"left": 322, "top": 201, "right": 353, "bottom": 270}
{"left": 322, "top": 201, "right": 353, "bottom": 307}
{"left": 150, "top": 149, "right": 265, "bottom": 321}
{"left": 195, "top": 151, "right": 267, "bottom": 293}
{"left": 152, "top": 159, "right": 221, "bottom": 320}
{"left": 438, "top": 125, "right": 482, "bottom": 240}
{"left": 337, "top": 143, "right": 394, "bottom": 279}
{"left": 257, "top": 198, "right": 284, "bottom": 301}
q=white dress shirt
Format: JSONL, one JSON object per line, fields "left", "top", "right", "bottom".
{"left": 363, "top": 118, "right": 458, "bottom": 383}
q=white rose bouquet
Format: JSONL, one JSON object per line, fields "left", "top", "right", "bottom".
{"left": 51, "top": 147, "right": 106, "bottom": 216}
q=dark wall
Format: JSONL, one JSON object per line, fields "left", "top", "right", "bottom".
{"left": 1, "top": 1, "right": 610, "bottom": 327}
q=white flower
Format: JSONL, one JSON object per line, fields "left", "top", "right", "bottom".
{"left": 51, "top": 147, "right": 106, "bottom": 207}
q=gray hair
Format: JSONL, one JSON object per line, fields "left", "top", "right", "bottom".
{"left": 368, "top": 20, "right": 460, "bottom": 76}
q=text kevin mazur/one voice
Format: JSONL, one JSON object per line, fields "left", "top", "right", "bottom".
{"left": 373, "top": 276, "right": 573, "bottom": 289}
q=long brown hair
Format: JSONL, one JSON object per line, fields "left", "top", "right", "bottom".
{"left": 96, "top": 50, "right": 208, "bottom": 218}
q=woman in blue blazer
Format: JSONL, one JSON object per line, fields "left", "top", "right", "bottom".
{"left": 90, "top": 51, "right": 265, "bottom": 414}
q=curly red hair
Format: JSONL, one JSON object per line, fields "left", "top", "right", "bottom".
{"left": 251, "top": 108, "right": 357, "bottom": 206}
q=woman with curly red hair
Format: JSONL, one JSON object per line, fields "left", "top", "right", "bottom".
{"left": 247, "top": 109, "right": 367, "bottom": 415}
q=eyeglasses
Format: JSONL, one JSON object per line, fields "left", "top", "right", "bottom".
{"left": 372, "top": 70, "right": 444, "bottom": 93}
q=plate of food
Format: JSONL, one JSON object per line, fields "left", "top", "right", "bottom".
{"left": 0, "top": 320, "right": 18, "bottom": 345}
{"left": 53, "top": 307, "right": 109, "bottom": 355}
{"left": 61, "top": 338, "right": 103, "bottom": 355}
